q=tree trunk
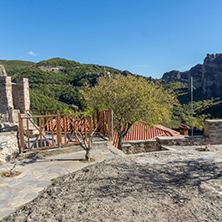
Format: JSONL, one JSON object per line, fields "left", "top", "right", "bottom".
{"left": 85, "top": 148, "right": 90, "bottom": 161}
{"left": 85, "top": 137, "right": 92, "bottom": 161}
{"left": 118, "top": 134, "right": 123, "bottom": 150}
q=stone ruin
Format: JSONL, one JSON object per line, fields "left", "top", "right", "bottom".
{"left": 0, "top": 65, "right": 30, "bottom": 163}
{"left": 0, "top": 65, "right": 30, "bottom": 126}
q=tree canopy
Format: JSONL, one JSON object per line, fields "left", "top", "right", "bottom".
{"left": 81, "top": 74, "right": 177, "bottom": 149}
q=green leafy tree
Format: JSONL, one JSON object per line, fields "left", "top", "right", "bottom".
{"left": 81, "top": 75, "right": 177, "bottom": 150}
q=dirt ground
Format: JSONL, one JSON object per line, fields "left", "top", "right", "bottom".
{"left": 3, "top": 150, "right": 222, "bottom": 222}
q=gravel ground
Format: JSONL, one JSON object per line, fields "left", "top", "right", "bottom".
{"left": 3, "top": 151, "right": 222, "bottom": 222}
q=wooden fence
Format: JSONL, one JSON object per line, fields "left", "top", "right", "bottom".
{"left": 18, "top": 108, "right": 112, "bottom": 152}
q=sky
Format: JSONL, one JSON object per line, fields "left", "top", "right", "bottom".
{"left": 1, "top": 0, "right": 222, "bottom": 78}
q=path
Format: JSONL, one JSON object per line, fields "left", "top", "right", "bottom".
{"left": 0, "top": 145, "right": 125, "bottom": 220}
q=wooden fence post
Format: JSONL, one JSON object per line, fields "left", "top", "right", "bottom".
{"left": 18, "top": 113, "right": 24, "bottom": 152}
{"left": 63, "top": 116, "right": 67, "bottom": 144}
{"left": 108, "top": 108, "right": 111, "bottom": 140}
{"left": 89, "top": 116, "right": 92, "bottom": 135}
{"left": 111, "top": 109, "right": 114, "bottom": 141}
{"left": 43, "top": 106, "right": 47, "bottom": 130}
{"left": 84, "top": 117, "right": 88, "bottom": 142}
{"left": 97, "top": 109, "right": 100, "bottom": 132}
{"left": 56, "top": 110, "right": 62, "bottom": 147}
{"left": 103, "top": 111, "right": 105, "bottom": 135}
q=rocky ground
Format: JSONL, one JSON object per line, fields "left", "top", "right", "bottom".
{"left": 3, "top": 150, "right": 222, "bottom": 222}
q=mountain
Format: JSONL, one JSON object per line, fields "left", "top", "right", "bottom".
{"left": 0, "top": 58, "right": 136, "bottom": 110}
{"left": 161, "top": 53, "right": 222, "bottom": 133}
{"left": 162, "top": 53, "right": 222, "bottom": 99}
{"left": 1, "top": 56, "right": 222, "bottom": 133}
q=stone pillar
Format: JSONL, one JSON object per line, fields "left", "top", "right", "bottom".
{"left": 15, "top": 78, "right": 30, "bottom": 113}
{"left": 0, "top": 76, "right": 13, "bottom": 114}
{"left": 204, "top": 120, "right": 222, "bottom": 144}
{"left": 12, "top": 83, "right": 18, "bottom": 109}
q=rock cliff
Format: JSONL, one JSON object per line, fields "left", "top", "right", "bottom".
{"left": 162, "top": 70, "right": 189, "bottom": 83}
{"left": 162, "top": 53, "right": 222, "bottom": 98}
{"left": 202, "top": 54, "right": 222, "bottom": 98}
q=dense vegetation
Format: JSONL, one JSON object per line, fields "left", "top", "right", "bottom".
{"left": 0, "top": 58, "right": 122, "bottom": 110}
{"left": 1, "top": 58, "right": 222, "bottom": 134}
{"left": 82, "top": 74, "right": 176, "bottom": 149}
{"left": 163, "top": 81, "right": 222, "bottom": 134}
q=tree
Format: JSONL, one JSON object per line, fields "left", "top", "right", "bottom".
{"left": 62, "top": 105, "right": 106, "bottom": 161}
{"left": 81, "top": 74, "right": 177, "bottom": 150}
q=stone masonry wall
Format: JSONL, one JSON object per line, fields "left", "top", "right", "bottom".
{"left": 122, "top": 140, "right": 158, "bottom": 154}
{"left": 13, "top": 78, "right": 30, "bottom": 113}
{"left": 0, "top": 131, "right": 19, "bottom": 163}
{"left": 0, "top": 76, "right": 13, "bottom": 123}
{"left": 156, "top": 136, "right": 211, "bottom": 148}
{"left": 122, "top": 119, "right": 222, "bottom": 154}
{"left": 0, "top": 76, "right": 13, "bottom": 114}
{"left": 122, "top": 120, "right": 222, "bottom": 154}
{"left": 12, "top": 83, "right": 19, "bottom": 110}
{"left": 122, "top": 136, "right": 212, "bottom": 155}
{"left": 204, "top": 120, "right": 222, "bottom": 144}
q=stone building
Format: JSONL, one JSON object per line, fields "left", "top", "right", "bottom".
{"left": 0, "top": 65, "right": 30, "bottom": 124}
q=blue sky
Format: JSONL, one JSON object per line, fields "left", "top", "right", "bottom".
{"left": 1, "top": 0, "right": 222, "bottom": 78}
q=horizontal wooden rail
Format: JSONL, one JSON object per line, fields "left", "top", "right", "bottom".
{"left": 21, "top": 114, "right": 57, "bottom": 119}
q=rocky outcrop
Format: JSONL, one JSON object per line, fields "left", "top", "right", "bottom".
{"left": 0, "top": 65, "right": 7, "bottom": 77}
{"left": 189, "top": 64, "right": 203, "bottom": 89}
{"left": 202, "top": 54, "right": 222, "bottom": 98}
{"left": 162, "top": 53, "right": 222, "bottom": 99}
{"left": 162, "top": 70, "right": 189, "bottom": 84}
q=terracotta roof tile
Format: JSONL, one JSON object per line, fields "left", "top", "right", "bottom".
{"left": 113, "top": 121, "right": 183, "bottom": 148}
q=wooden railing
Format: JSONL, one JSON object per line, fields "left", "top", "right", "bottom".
{"left": 19, "top": 108, "right": 112, "bottom": 151}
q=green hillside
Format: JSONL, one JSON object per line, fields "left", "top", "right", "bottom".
{"left": 0, "top": 58, "right": 124, "bottom": 110}
{"left": 163, "top": 81, "right": 222, "bottom": 134}
{"left": 1, "top": 58, "right": 221, "bottom": 133}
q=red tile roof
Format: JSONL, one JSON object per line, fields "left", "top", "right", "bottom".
{"left": 113, "top": 121, "right": 183, "bottom": 148}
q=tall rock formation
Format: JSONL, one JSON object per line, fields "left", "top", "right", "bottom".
{"left": 162, "top": 70, "right": 189, "bottom": 83}
{"left": 189, "top": 64, "right": 203, "bottom": 89}
{"left": 162, "top": 53, "right": 222, "bottom": 99}
{"left": 202, "top": 54, "right": 222, "bottom": 98}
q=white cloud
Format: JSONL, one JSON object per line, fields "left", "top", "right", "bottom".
{"left": 28, "top": 51, "right": 37, "bottom": 56}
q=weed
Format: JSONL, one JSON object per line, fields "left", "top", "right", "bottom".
{"left": 1, "top": 163, "right": 21, "bottom": 177}
{"left": 79, "top": 158, "right": 95, "bottom": 163}
{"left": 195, "top": 148, "right": 209, "bottom": 152}
{"left": 51, "top": 177, "right": 59, "bottom": 181}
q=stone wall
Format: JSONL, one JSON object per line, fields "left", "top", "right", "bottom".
{"left": 122, "top": 140, "right": 159, "bottom": 154}
{"left": 12, "top": 78, "right": 30, "bottom": 113}
{"left": 0, "top": 76, "right": 14, "bottom": 123}
{"left": 0, "top": 76, "right": 30, "bottom": 123}
{"left": 156, "top": 136, "right": 211, "bottom": 148}
{"left": 0, "top": 76, "right": 13, "bottom": 114}
{"left": 204, "top": 120, "right": 222, "bottom": 144}
{"left": 0, "top": 131, "right": 19, "bottom": 163}
{"left": 0, "top": 65, "right": 30, "bottom": 123}
{"left": 122, "top": 119, "right": 222, "bottom": 154}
